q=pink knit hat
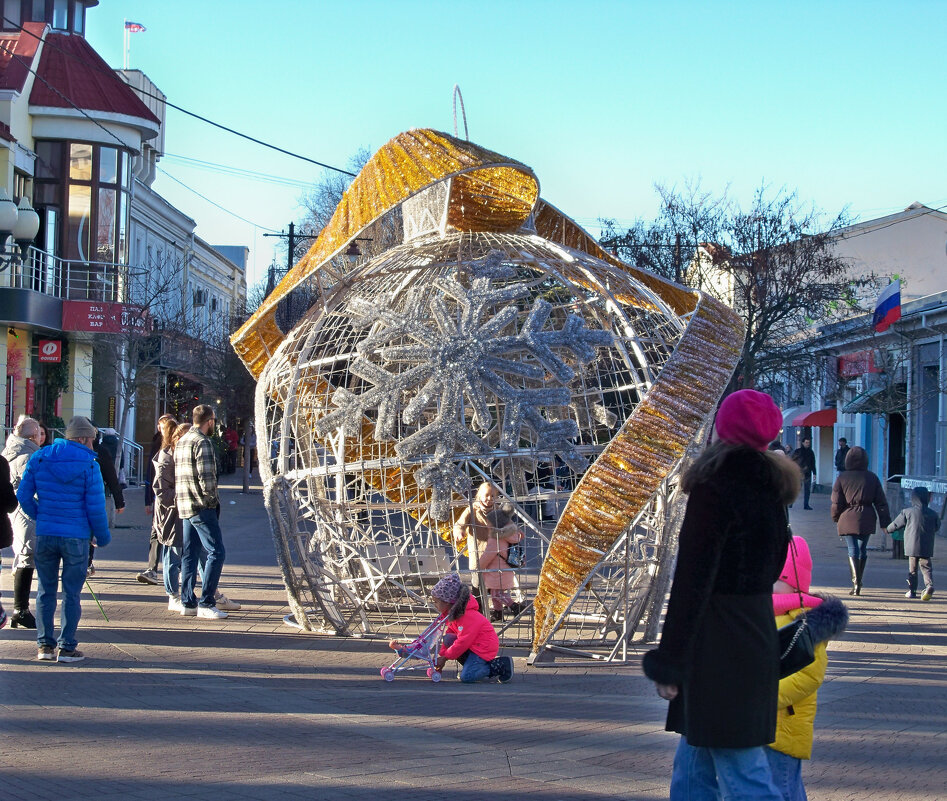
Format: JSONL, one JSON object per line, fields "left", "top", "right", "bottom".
{"left": 715, "top": 389, "right": 783, "bottom": 451}
{"left": 779, "top": 536, "right": 813, "bottom": 593}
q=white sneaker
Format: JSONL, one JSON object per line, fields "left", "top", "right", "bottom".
{"left": 214, "top": 592, "right": 241, "bottom": 611}
{"left": 168, "top": 596, "right": 183, "bottom": 613}
{"left": 197, "top": 605, "right": 228, "bottom": 619}
{"left": 181, "top": 605, "right": 197, "bottom": 617}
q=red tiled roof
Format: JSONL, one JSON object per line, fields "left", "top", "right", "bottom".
{"left": 0, "top": 121, "right": 15, "bottom": 143}
{"left": 30, "top": 33, "right": 159, "bottom": 125}
{"left": 0, "top": 23, "right": 45, "bottom": 92}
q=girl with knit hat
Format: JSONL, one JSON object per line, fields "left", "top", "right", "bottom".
{"left": 765, "top": 535, "right": 848, "bottom": 801}
{"left": 643, "top": 389, "right": 801, "bottom": 800}
{"left": 390, "top": 572, "right": 513, "bottom": 683}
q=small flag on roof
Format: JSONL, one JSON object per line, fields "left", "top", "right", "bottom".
{"left": 872, "top": 280, "right": 901, "bottom": 332}
{"left": 124, "top": 21, "right": 146, "bottom": 32}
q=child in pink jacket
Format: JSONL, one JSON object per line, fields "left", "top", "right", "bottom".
{"left": 430, "top": 573, "right": 513, "bottom": 683}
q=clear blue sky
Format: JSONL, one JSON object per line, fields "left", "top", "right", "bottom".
{"left": 86, "top": 1, "right": 947, "bottom": 288}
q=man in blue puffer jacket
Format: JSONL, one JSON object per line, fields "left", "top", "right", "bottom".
{"left": 17, "top": 416, "right": 110, "bottom": 663}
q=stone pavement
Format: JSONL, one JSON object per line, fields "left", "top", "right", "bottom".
{"left": 1, "top": 480, "right": 945, "bottom": 800}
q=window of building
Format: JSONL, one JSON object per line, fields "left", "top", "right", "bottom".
{"left": 3, "top": 0, "right": 22, "bottom": 29}
{"left": 32, "top": 139, "right": 132, "bottom": 268}
{"left": 51, "top": 0, "right": 67, "bottom": 29}
{"left": 72, "top": 0, "right": 83, "bottom": 33}
{"left": 31, "top": 0, "right": 45, "bottom": 23}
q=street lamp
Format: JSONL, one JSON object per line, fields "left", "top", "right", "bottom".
{"left": 0, "top": 189, "right": 40, "bottom": 272}
{"left": 344, "top": 237, "right": 373, "bottom": 263}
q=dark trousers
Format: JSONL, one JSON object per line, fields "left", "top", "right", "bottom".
{"left": 802, "top": 477, "right": 812, "bottom": 508}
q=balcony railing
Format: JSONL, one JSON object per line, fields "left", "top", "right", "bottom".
{"left": 0, "top": 246, "right": 128, "bottom": 302}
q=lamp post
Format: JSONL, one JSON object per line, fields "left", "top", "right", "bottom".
{"left": 0, "top": 189, "right": 40, "bottom": 274}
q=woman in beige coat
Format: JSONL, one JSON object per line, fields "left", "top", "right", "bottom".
{"left": 453, "top": 482, "right": 523, "bottom": 622}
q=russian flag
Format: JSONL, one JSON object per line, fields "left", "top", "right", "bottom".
{"left": 124, "top": 21, "right": 146, "bottom": 32}
{"left": 872, "top": 280, "right": 901, "bottom": 332}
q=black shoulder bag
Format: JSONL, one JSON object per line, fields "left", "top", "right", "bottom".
{"left": 777, "top": 531, "right": 816, "bottom": 679}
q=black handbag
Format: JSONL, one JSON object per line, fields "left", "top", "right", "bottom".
{"left": 777, "top": 533, "right": 816, "bottom": 679}
{"left": 505, "top": 541, "right": 525, "bottom": 568}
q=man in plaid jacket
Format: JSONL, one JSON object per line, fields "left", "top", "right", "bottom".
{"left": 175, "top": 405, "right": 228, "bottom": 619}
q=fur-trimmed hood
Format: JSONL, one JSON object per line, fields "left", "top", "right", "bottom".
{"left": 786, "top": 594, "right": 848, "bottom": 645}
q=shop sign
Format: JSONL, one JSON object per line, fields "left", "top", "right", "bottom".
{"left": 902, "top": 476, "right": 947, "bottom": 494}
{"left": 838, "top": 350, "right": 881, "bottom": 378}
{"left": 108, "top": 396, "right": 116, "bottom": 427}
{"left": 61, "top": 301, "right": 151, "bottom": 334}
{"left": 38, "top": 339, "right": 62, "bottom": 363}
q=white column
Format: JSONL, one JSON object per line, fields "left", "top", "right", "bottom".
{"left": 59, "top": 341, "right": 94, "bottom": 420}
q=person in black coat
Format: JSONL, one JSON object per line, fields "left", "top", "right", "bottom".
{"left": 791, "top": 437, "right": 817, "bottom": 510}
{"left": 0, "top": 454, "right": 21, "bottom": 628}
{"left": 89, "top": 438, "right": 126, "bottom": 576}
{"left": 643, "top": 390, "right": 799, "bottom": 800}
{"left": 834, "top": 437, "right": 850, "bottom": 474}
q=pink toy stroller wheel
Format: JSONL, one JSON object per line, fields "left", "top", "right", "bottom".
{"left": 381, "top": 668, "right": 394, "bottom": 681}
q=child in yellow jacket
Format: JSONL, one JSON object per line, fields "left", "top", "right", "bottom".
{"left": 766, "top": 535, "right": 848, "bottom": 801}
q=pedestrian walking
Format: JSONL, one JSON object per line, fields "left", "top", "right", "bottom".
{"left": 16, "top": 416, "right": 110, "bottom": 663}
{"left": 0, "top": 452, "right": 20, "bottom": 629}
{"left": 2, "top": 416, "right": 42, "bottom": 628}
{"left": 141, "top": 414, "right": 175, "bottom": 583}
{"left": 642, "top": 389, "right": 798, "bottom": 801}
{"left": 885, "top": 487, "right": 937, "bottom": 600}
{"left": 90, "top": 433, "right": 125, "bottom": 577}
{"left": 831, "top": 446, "right": 891, "bottom": 596}
{"left": 175, "top": 405, "right": 228, "bottom": 619}
{"left": 834, "top": 437, "right": 850, "bottom": 474}
{"left": 791, "top": 438, "right": 817, "bottom": 509}
{"left": 764, "top": 535, "right": 848, "bottom": 801}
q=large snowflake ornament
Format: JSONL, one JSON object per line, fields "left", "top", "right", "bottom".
{"left": 314, "top": 251, "right": 613, "bottom": 519}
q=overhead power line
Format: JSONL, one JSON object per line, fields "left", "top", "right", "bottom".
{"left": 2, "top": 15, "right": 356, "bottom": 177}
{"left": 0, "top": 37, "right": 280, "bottom": 233}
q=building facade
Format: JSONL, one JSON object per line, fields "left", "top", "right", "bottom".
{"left": 0, "top": 2, "right": 247, "bottom": 462}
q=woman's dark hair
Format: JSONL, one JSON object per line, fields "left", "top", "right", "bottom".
{"left": 682, "top": 440, "right": 801, "bottom": 505}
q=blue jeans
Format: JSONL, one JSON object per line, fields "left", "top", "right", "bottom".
{"left": 181, "top": 509, "right": 225, "bottom": 608}
{"left": 459, "top": 652, "right": 493, "bottom": 683}
{"left": 35, "top": 536, "right": 89, "bottom": 651}
{"left": 670, "top": 736, "right": 782, "bottom": 801}
{"left": 844, "top": 534, "right": 870, "bottom": 559}
{"left": 164, "top": 546, "right": 207, "bottom": 596}
{"left": 764, "top": 746, "right": 807, "bottom": 801}
{"left": 801, "top": 478, "right": 812, "bottom": 508}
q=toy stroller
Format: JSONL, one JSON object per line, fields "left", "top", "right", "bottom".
{"left": 380, "top": 614, "right": 448, "bottom": 683}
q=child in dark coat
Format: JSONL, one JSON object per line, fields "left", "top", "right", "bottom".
{"left": 886, "top": 487, "right": 938, "bottom": 600}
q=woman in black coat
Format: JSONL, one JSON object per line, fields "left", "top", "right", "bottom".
{"left": 643, "top": 390, "right": 799, "bottom": 800}
{"left": 831, "top": 446, "right": 891, "bottom": 595}
{"left": 0, "top": 454, "right": 20, "bottom": 628}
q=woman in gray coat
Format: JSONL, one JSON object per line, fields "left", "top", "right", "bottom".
{"left": 831, "top": 446, "right": 891, "bottom": 595}
{"left": 886, "top": 487, "right": 937, "bottom": 600}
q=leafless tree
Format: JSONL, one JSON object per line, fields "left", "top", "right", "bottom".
{"left": 602, "top": 183, "right": 880, "bottom": 393}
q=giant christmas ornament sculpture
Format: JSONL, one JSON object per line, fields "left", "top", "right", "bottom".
{"left": 232, "top": 129, "right": 742, "bottom": 663}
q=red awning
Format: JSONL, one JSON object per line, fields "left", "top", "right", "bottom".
{"left": 791, "top": 409, "right": 837, "bottom": 427}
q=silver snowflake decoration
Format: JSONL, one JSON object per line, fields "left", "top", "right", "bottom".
{"left": 315, "top": 251, "right": 613, "bottom": 520}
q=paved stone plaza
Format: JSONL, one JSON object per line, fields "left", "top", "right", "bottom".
{"left": 1, "top": 481, "right": 944, "bottom": 800}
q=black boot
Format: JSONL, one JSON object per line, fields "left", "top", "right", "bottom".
{"left": 848, "top": 557, "right": 859, "bottom": 595}
{"left": 10, "top": 568, "right": 36, "bottom": 629}
{"left": 855, "top": 557, "right": 867, "bottom": 595}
